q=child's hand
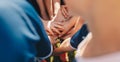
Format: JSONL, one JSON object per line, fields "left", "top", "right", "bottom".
{"left": 61, "top": 5, "right": 69, "bottom": 19}
{"left": 60, "top": 16, "right": 84, "bottom": 39}
{"left": 50, "top": 21, "right": 64, "bottom": 36}
{"left": 59, "top": 16, "right": 76, "bottom": 38}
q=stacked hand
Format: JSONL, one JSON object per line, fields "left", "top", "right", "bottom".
{"left": 47, "top": 5, "right": 84, "bottom": 45}
{"left": 54, "top": 5, "right": 84, "bottom": 40}
{"left": 37, "top": 0, "right": 84, "bottom": 45}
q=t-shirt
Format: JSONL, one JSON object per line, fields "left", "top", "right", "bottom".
{"left": 75, "top": 33, "right": 120, "bottom": 62}
{"left": 0, "top": 0, "right": 52, "bottom": 62}
{"left": 75, "top": 52, "right": 120, "bottom": 62}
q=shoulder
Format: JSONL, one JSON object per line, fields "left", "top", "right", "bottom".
{"left": 75, "top": 51, "right": 120, "bottom": 62}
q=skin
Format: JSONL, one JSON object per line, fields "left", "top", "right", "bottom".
{"left": 53, "top": 38, "right": 75, "bottom": 55}
{"left": 36, "top": 1, "right": 86, "bottom": 54}
{"left": 37, "top": 0, "right": 82, "bottom": 38}
{"left": 65, "top": 0, "right": 120, "bottom": 57}
{"left": 37, "top": 0, "right": 49, "bottom": 20}
{"left": 37, "top": 0, "right": 62, "bottom": 36}
{"left": 37, "top": 0, "right": 60, "bottom": 20}
{"left": 47, "top": 5, "right": 83, "bottom": 44}
{"left": 59, "top": 16, "right": 84, "bottom": 39}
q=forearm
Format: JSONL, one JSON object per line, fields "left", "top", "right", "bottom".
{"left": 37, "top": 0, "right": 49, "bottom": 20}
{"left": 53, "top": 38, "right": 75, "bottom": 55}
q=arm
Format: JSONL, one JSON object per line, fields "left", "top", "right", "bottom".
{"left": 36, "top": 0, "right": 60, "bottom": 20}
{"left": 36, "top": 0, "right": 49, "bottom": 20}
{"left": 53, "top": 25, "right": 89, "bottom": 55}
{"left": 53, "top": 38, "right": 75, "bottom": 55}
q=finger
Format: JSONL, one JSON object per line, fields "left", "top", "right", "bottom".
{"left": 46, "top": 28, "right": 55, "bottom": 36}
{"left": 62, "top": 6, "right": 69, "bottom": 17}
{"left": 59, "top": 30, "right": 67, "bottom": 37}
{"left": 46, "top": 30, "right": 54, "bottom": 36}
{"left": 59, "top": 17, "right": 77, "bottom": 37}
{"left": 54, "top": 32, "right": 59, "bottom": 36}
{"left": 59, "top": 26, "right": 73, "bottom": 37}
{"left": 55, "top": 22, "right": 64, "bottom": 26}
{"left": 54, "top": 24, "right": 64, "bottom": 30}
{"left": 63, "top": 5, "right": 71, "bottom": 18}
{"left": 61, "top": 7, "right": 68, "bottom": 18}
{"left": 64, "top": 5, "right": 68, "bottom": 13}
{"left": 63, "top": 7, "right": 71, "bottom": 20}
{"left": 47, "top": 32, "right": 53, "bottom": 36}
{"left": 51, "top": 27, "right": 61, "bottom": 34}
{"left": 51, "top": 27, "right": 61, "bottom": 35}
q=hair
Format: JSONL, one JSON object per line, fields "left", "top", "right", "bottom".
{"left": 61, "top": 0, "right": 65, "bottom": 5}
{"left": 28, "top": 0, "right": 41, "bottom": 16}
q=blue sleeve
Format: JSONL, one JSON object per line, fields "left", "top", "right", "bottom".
{"left": 70, "top": 24, "right": 89, "bottom": 49}
{"left": 23, "top": 1, "right": 53, "bottom": 59}
{"left": 0, "top": 1, "right": 52, "bottom": 62}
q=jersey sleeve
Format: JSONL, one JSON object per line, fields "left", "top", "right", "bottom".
{"left": 70, "top": 24, "right": 89, "bottom": 49}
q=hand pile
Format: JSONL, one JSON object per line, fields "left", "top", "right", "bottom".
{"left": 37, "top": 0, "right": 84, "bottom": 45}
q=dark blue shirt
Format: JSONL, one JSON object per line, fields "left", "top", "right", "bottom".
{"left": 0, "top": 0, "right": 52, "bottom": 62}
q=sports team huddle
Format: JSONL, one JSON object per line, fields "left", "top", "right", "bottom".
{"left": 0, "top": 0, "right": 120, "bottom": 62}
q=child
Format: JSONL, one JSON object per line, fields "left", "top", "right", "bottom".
{"left": 64, "top": 0, "right": 120, "bottom": 62}
{"left": 0, "top": 0, "right": 55, "bottom": 62}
